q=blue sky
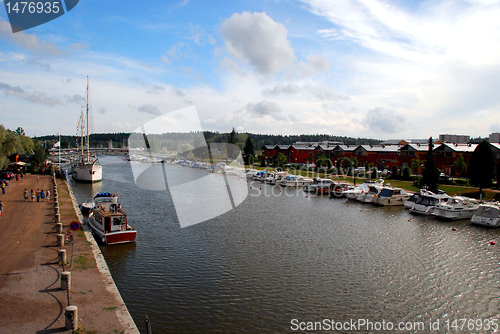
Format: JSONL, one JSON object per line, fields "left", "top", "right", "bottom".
{"left": 1, "top": 0, "right": 500, "bottom": 140}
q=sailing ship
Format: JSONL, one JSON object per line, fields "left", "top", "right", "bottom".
{"left": 71, "top": 77, "right": 102, "bottom": 183}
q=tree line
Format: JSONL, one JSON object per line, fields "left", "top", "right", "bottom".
{"left": 37, "top": 131, "right": 382, "bottom": 151}
{"left": 0, "top": 126, "right": 47, "bottom": 171}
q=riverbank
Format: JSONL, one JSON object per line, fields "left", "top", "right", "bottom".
{"left": 0, "top": 174, "right": 139, "bottom": 333}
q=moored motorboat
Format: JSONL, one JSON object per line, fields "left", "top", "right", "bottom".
{"left": 373, "top": 186, "right": 411, "bottom": 206}
{"left": 266, "top": 171, "right": 290, "bottom": 185}
{"left": 280, "top": 175, "right": 314, "bottom": 187}
{"left": 342, "top": 180, "right": 383, "bottom": 200}
{"left": 304, "top": 178, "right": 334, "bottom": 194}
{"left": 407, "top": 189, "right": 449, "bottom": 215}
{"left": 330, "top": 182, "right": 353, "bottom": 198}
{"left": 356, "top": 182, "right": 385, "bottom": 203}
{"left": 87, "top": 193, "right": 136, "bottom": 245}
{"left": 433, "top": 196, "right": 480, "bottom": 220}
{"left": 470, "top": 202, "right": 500, "bottom": 227}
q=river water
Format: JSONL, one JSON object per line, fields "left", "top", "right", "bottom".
{"left": 69, "top": 155, "right": 500, "bottom": 333}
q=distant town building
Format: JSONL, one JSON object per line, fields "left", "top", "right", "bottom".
{"left": 489, "top": 133, "right": 500, "bottom": 144}
{"left": 439, "top": 134, "right": 470, "bottom": 143}
{"left": 380, "top": 139, "right": 429, "bottom": 146}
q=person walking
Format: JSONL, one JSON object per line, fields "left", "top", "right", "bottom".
{"left": 0, "top": 200, "right": 3, "bottom": 216}
{"left": 46, "top": 189, "right": 50, "bottom": 202}
{"left": 1, "top": 182, "right": 5, "bottom": 194}
{"left": 24, "top": 189, "right": 28, "bottom": 201}
{"left": 31, "top": 189, "right": 35, "bottom": 202}
{"left": 36, "top": 189, "right": 40, "bottom": 202}
{"left": 40, "top": 189, "right": 45, "bottom": 201}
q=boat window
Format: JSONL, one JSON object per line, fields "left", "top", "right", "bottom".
{"left": 407, "top": 195, "right": 418, "bottom": 203}
{"left": 379, "top": 189, "right": 394, "bottom": 197}
{"left": 104, "top": 217, "right": 111, "bottom": 232}
{"left": 113, "top": 218, "right": 122, "bottom": 226}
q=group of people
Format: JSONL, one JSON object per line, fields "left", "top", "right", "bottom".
{"left": 24, "top": 188, "right": 51, "bottom": 202}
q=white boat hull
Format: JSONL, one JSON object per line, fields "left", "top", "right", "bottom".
{"left": 433, "top": 207, "right": 477, "bottom": 220}
{"left": 471, "top": 216, "right": 500, "bottom": 227}
{"left": 72, "top": 162, "right": 102, "bottom": 182}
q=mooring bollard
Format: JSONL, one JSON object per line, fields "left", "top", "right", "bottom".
{"left": 65, "top": 305, "right": 78, "bottom": 330}
{"left": 55, "top": 206, "right": 60, "bottom": 215}
{"left": 57, "top": 234, "right": 65, "bottom": 248}
{"left": 58, "top": 249, "right": 66, "bottom": 265}
{"left": 56, "top": 222, "right": 63, "bottom": 234}
{"left": 61, "top": 271, "right": 71, "bottom": 290}
{"left": 55, "top": 213, "right": 60, "bottom": 224}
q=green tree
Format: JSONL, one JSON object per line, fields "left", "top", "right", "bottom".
{"left": 453, "top": 154, "right": 467, "bottom": 176}
{"left": 402, "top": 167, "right": 411, "bottom": 180}
{"left": 410, "top": 158, "right": 421, "bottom": 173}
{"left": 192, "top": 137, "right": 210, "bottom": 161}
{"left": 420, "top": 137, "right": 439, "bottom": 190}
{"left": 243, "top": 137, "right": 255, "bottom": 165}
{"left": 351, "top": 157, "right": 359, "bottom": 168}
{"left": 226, "top": 128, "right": 238, "bottom": 160}
{"left": 467, "top": 140, "right": 496, "bottom": 194}
{"left": 336, "top": 157, "right": 353, "bottom": 175}
{"left": 15, "top": 127, "right": 25, "bottom": 136}
{"left": 31, "top": 139, "right": 48, "bottom": 172}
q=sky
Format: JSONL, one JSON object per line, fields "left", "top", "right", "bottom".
{"left": 1, "top": 0, "right": 500, "bottom": 140}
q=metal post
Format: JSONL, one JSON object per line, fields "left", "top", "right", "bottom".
{"left": 65, "top": 305, "right": 78, "bottom": 330}
{"left": 70, "top": 232, "right": 75, "bottom": 267}
{"left": 58, "top": 249, "right": 66, "bottom": 265}
{"left": 61, "top": 271, "right": 71, "bottom": 290}
{"left": 57, "top": 234, "right": 64, "bottom": 248}
{"left": 145, "top": 314, "right": 152, "bottom": 334}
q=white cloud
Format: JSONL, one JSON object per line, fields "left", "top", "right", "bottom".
{"left": 263, "top": 83, "right": 349, "bottom": 101}
{"left": 0, "top": 18, "right": 66, "bottom": 57}
{"left": 246, "top": 100, "right": 283, "bottom": 118}
{"left": 220, "top": 12, "right": 296, "bottom": 75}
{"left": 134, "top": 103, "right": 161, "bottom": 115}
{"left": 0, "top": 82, "right": 63, "bottom": 106}
{"left": 363, "top": 107, "right": 405, "bottom": 134}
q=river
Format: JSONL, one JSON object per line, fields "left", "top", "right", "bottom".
{"left": 69, "top": 155, "right": 500, "bottom": 333}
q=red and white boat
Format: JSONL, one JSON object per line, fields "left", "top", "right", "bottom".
{"left": 87, "top": 193, "right": 137, "bottom": 245}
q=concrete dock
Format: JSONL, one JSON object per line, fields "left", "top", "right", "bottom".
{"left": 0, "top": 174, "right": 139, "bottom": 333}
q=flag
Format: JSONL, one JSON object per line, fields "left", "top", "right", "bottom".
{"left": 53, "top": 141, "right": 61, "bottom": 148}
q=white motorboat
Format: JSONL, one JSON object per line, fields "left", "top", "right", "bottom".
{"left": 265, "top": 171, "right": 290, "bottom": 185}
{"left": 303, "top": 178, "right": 333, "bottom": 194}
{"left": 432, "top": 196, "right": 480, "bottom": 220}
{"left": 342, "top": 180, "right": 383, "bottom": 199}
{"left": 407, "top": 190, "right": 450, "bottom": 215}
{"left": 252, "top": 171, "right": 271, "bottom": 181}
{"left": 87, "top": 193, "right": 137, "bottom": 245}
{"left": 470, "top": 202, "right": 500, "bottom": 227}
{"left": 356, "top": 182, "right": 385, "bottom": 203}
{"left": 330, "top": 182, "right": 353, "bottom": 197}
{"left": 373, "top": 186, "right": 411, "bottom": 206}
{"left": 280, "top": 175, "right": 314, "bottom": 187}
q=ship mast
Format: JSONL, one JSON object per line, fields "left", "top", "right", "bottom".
{"left": 86, "top": 76, "right": 90, "bottom": 163}
{"left": 80, "top": 107, "right": 84, "bottom": 157}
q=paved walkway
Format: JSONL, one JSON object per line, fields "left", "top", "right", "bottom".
{"left": 0, "top": 174, "right": 139, "bottom": 333}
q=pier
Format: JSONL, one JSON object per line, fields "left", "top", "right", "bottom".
{"left": 0, "top": 174, "right": 139, "bottom": 333}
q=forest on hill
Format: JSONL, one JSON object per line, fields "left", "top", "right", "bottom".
{"left": 37, "top": 131, "right": 382, "bottom": 151}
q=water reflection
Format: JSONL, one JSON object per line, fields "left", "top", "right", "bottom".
{"left": 69, "top": 155, "right": 500, "bottom": 333}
